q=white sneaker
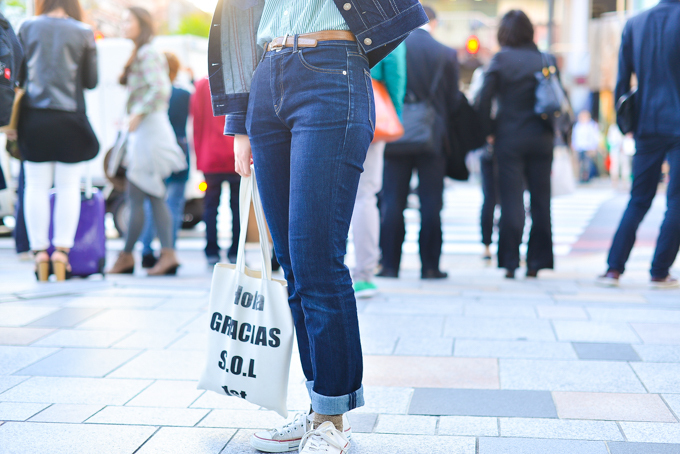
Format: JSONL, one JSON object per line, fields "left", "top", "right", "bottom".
{"left": 251, "top": 413, "right": 352, "bottom": 452}
{"left": 299, "top": 421, "right": 350, "bottom": 454}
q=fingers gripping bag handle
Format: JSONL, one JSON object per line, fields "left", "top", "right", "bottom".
{"left": 199, "top": 166, "right": 294, "bottom": 419}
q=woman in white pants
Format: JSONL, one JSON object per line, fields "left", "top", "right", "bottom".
{"left": 17, "top": 0, "right": 99, "bottom": 280}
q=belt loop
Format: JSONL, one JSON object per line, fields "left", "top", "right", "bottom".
{"left": 259, "top": 43, "right": 268, "bottom": 63}
{"left": 293, "top": 34, "right": 299, "bottom": 53}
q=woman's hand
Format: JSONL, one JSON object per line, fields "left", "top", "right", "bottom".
{"left": 129, "top": 114, "right": 144, "bottom": 132}
{"left": 234, "top": 134, "right": 253, "bottom": 177}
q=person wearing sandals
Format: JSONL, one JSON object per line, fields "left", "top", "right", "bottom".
{"left": 209, "top": 1, "right": 427, "bottom": 452}
{"left": 108, "top": 7, "right": 187, "bottom": 276}
{"left": 17, "top": 0, "right": 98, "bottom": 281}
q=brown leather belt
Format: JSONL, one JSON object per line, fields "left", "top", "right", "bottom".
{"left": 267, "top": 31, "right": 356, "bottom": 52}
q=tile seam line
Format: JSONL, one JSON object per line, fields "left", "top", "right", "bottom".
{"left": 120, "top": 378, "right": 157, "bottom": 407}
{"left": 131, "top": 426, "right": 162, "bottom": 454}
{"left": 193, "top": 408, "right": 213, "bottom": 427}
{"left": 9, "top": 347, "right": 64, "bottom": 376}
{"left": 626, "top": 361, "right": 651, "bottom": 394}
{"left": 219, "top": 428, "right": 243, "bottom": 453}
{"left": 659, "top": 394, "right": 680, "bottom": 423}
{"left": 0, "top": 376, "right": 31, "bottom": 396}
{"left": 23, "top": 402, "right": 54, "bottom": 422}
{"left": 615, "top": 421, "right": 628, "bottom": 442}
{"left": 102, "top": 348, "right": 150, "bottom": 379}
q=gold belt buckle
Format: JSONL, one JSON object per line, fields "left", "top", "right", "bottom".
{"left": 272, "top": 34, "right": 289, "bottom": 52}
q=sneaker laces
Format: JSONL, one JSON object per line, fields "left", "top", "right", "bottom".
{"left": 299, "top": 421, "right": 348, "bottom": 452}
{"left": 271, "top": 412, "right": 308, "bottom": 437}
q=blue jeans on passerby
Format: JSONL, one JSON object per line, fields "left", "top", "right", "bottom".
{"left": 203, "top": 173, "right": 240, "bottom": 261}
{"left": 141, "top": 179, "right": 186, "bottom": 255}
{"left": 607, "top": 136, "right": 680, "bottom": 278}
{"left": 246, "top": 38, "right": 372, "bottom": 415}
{"left": 14, "top": 161, "right": 30, "bottom": 254}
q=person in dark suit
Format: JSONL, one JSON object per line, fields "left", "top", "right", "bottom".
{"left": 379, "top": 6, "right": 459, "bottom": 279}
{"left": 597, "top": 0, "right": 680, "bottom": 289}
{"left": 475, "top": 10, "right": 555, "bottom": 279}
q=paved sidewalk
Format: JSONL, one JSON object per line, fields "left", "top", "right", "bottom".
{"left": 1, "top": 184, "right": 679, "bottom": 453}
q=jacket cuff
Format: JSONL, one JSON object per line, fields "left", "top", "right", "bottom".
{"left": 224, "top": 113, "right": 247, "bottom": 136}
{"left": 212, "top": 93, "right": 250, "bottom": 117}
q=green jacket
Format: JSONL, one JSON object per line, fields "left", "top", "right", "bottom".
{"left": 370, "top": 42, "right": 407, "bottom": 118}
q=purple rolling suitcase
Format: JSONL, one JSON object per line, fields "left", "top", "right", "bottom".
{"left": 48, "top": 188, "right": 107, "bottom": 277}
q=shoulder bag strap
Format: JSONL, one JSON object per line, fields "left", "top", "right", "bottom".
{"left": 427, "top": 54, "right": 448, "bottom": 102}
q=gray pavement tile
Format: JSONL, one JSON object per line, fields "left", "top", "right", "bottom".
{"left": 86, "top": 405, "right": 209, "bottom": 426}
{"left": 219, "top": 429, "right": 262, "bottom": 453}
{"left": 0, "top": 421, "right": 157, "bottom": 454}
{"left": 553, "top": 321, "right": 641, "bottom": 343}
{"left": 125, "top": 380, "right": 205, "bottom": 408}
{"left": 190, "top": 392, "right": 262, "bottom": 410}
{"left": 16, "top": 348, "right": 141, "bottom": 377}
{"left": 443, "top": 317, "right": 555, "bottom": 341}
{"left": 0, "top": 402, "right": 51, "bottom": 421}
{"left": 632, "top": 323, "right": 680, "bottom": 344}
{"left": 394, "top": 337, "right": 454, "bottom": 356}
{"left": 620, "top": 422, "right": 680, "bottom": 443}
{"left": 478, "top": 437, "right": 609, "bottom": 454}
{"left": 347, "top": 412, "right": 378, "bottom": 433}
{"left": 454, "top": 340, "right": 577, "bottom": 360}
{"left": 29, "top": 404, "right": 104, "bottom": 423}
{"left": 0, "top": 376, "right": 152, "bottom": 405}
{"left": 634, "top": 345, "right": 680, "bottom": 363}
{"left": 75, "top": 309, "right": 201, "bottom": 331}
{"left": 0, "top": 346, "right": 59, "bottom": 375}
{"left": 359, "top": 335, "right": 398, "bottom": 355}
{"left": 408, "top": 388, "right": 557, "bottom": 418}
{"left": 110, "top": 330, "right": 185, "bottom": 349}
{"left": 499, "top": 417, "right": 624, "bottom": 441}
{"left": 0, "top": 304, "right": 60, "bottom": 327}
{"left": 32, "top": 329, "right": 132, "bottom": 348}
{"left": 587, "top": 308, "right": 680, "bottom": 323}
{"left": 374, "top": 414, "right": 437, "bottom": 435}
{"left": 463, "top": 304, "right": 537, "bottom": 319}
{"left": 631, "top": 363, "right": 680, "bottom": 393}
{"left": 352, "top": 387, "right": 413, "bottom": 415}
{"left": 500, "top": 359, "right": 647, "bottom": 393}
{"left": 106, "top": 349, "right": 204, "bottom": 380}
{"left": 0, "top": 376, "right": 28, "bottom": 394}
{"left": 572, "top": 342, "right": 641, "bottom": 361}
{"left": 536, "top": 306, "right": 589, "bottom": 320}
{"left": 166, "top": 332, "right": 207, "bottom": 350}
{"left": 27, "top": 308, "right": 104, "bottom": 327}
{"left": 363, "top": 300, "right": 465, "bottom": 315}
{"left": 155, "top": 298, "right": 210, "bottom": 311}
{"left": 198, "top": 409, "right": 285, "bottom": 429}
{"left": 136, "top": 427, "right": 235, "bottom": 454}
{"left": 553, "top": 391, "right": 676, "bottom": 422}
{"left": 437, "top": 416, "right": 498, "bottom": 436}
{"left": 181, "top": 313, "right": 212, "bottom": 332}
{"left": 0, "top": 327, "right": 56, "bottom": 345}
{"left": 64, "top": 296, "right": 166, "bottom": 309}
{"left": 358, "top": 314, "right": 445, "bottom": 338}
{"left": 662, "top": 395, "right": 680, "bottom": 419}
{"left": 349, "top": 433, "right": 476, "bottom": 454}
{"left": 608, "top": 442, "right": 680, "bottom": 454}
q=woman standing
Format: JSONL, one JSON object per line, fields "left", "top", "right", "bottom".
{"left": 209, "top": 1, "right": 427, "bottom": 453}
{"left": 475, "top": 10, "right": 555, "bottom": 279}
{"left": 108, "top": 7, "right": 186, "bottom": 276}
{"left": 18, "top": 0, "right": 98, "bottom": 281}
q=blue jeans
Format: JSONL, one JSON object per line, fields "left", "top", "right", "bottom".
{"left": 141, "top": 179, "right": 186, "bottom": 255}
{"left": 607, "top": 136, "right": 680, "bottom": 278}
{"left": 246, "top": 38, "right": 372, "bottom": 415}
{"left": 203, "top": 173, "right": 240, "bottom": 260}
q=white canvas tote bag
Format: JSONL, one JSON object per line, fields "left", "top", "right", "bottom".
{"left": 198, "top": 168, "right": 293, "bottom": 418}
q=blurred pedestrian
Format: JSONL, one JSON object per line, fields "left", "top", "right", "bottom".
{"left": 139, "top": 52, "right": 191, "bottom": 269}
{"left": 379, "top": 6, "right": 459, "bottom": 279}
{"left": 17, "top": 0, "right": 98, "bottom": 281}
{"left": 597, "top": 0, "right": 680, "bottom": 289}
{"left": 209, "top": 0, "right": 427, "bottom": 451}
{"left": 572, "top": 110, "right": 600, "bottom": 183}
{"left": 191, "top": 76, "right": 240, "bottom": 266}
{"left": 351, "top": 42, "right": 406, "bottom": 298}
{"left": 475, "top": 10, "right": 555, "bottom": 279}
{"left": 108, "top": 7, "right": 187, "bottom": 276}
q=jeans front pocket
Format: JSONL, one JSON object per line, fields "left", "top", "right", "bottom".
{"left": 297, "top": 46, "right": 348, "bottom": 75}
{"left": 363, "top": 69, "right": 375, "bottom": 133}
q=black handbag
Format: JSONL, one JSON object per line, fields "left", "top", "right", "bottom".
{"left": 385, "top": 56, "right": 446, "bottom": 155}
{"left": 616, "top": 88, "right": 637, "bottom": 135}
{"left": 534, "top": 53, "right": 570, "bottom": 125}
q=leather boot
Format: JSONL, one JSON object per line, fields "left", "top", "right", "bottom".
{"left": 108, "top": 252, "right": 135, "bottom": 274}
{"left": 147, "top": 248, "right": 180, "bottom": 276}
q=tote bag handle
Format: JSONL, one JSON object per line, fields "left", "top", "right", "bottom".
{"left": 234, "top": 166, "right": 273, "bottom": 281}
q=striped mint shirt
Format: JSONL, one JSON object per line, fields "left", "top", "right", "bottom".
{"left": 256, "top": 0, "right": 350, "bottom": 48}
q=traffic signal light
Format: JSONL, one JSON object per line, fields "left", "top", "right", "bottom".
{"left": 466, "top": 35, "right": 480, "bottom": 55}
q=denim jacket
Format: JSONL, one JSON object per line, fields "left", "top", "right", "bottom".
{"left": 208, "top": 0, "right": 428, "bottom": 134}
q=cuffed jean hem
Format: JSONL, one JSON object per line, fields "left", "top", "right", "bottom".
{"left": 306, "top": 381, "right": 365, "bottom": 415}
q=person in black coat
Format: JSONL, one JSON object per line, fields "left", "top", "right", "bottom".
{"left": 379, "top": 6, "right": 459, "bottom": 279}
{"left": 475, "top": 10, "right": 555, "bottom": 279}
